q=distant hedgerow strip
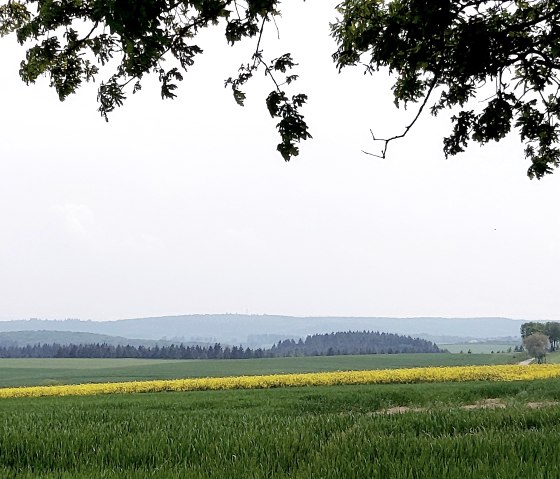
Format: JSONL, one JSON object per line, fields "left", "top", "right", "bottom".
{"left": 2, "top": 364, "right": 560, "bottom": 399}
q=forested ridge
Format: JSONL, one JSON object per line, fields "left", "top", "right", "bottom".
{"left": 0, "top": 330, "right": 442, "bottom": 359}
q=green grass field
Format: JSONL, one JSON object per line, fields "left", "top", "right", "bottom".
{"left": 545, "top": 351, "right": 560, "bottom": 363}
{"left": 0, "top": 352, "right": 524, "bottom": 387}
{"left": 1, "top": 379, "right": 559, "bottom": 478}
{"left": 441, "top": 341, "right": 521, "bottom": 353}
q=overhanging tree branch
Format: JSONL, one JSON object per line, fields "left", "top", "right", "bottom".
{"left": 362, "top": 74, "right": 439, "bottom": 159}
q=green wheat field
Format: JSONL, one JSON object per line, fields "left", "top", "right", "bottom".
{"left": 0, "top": 352, "right": 523, "bottom": 387}
{"left": 1, "top": 352, "right": 558, "bottom": 478}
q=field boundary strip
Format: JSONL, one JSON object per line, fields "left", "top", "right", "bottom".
{"left": 1, "top": 364, "right": 560, "bottom": 399}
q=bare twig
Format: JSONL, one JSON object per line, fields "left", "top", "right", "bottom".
{"left": 272, "top": 15, "right": 280, "bottom": 40}
{"left": 363, "top": 76, "right": 439, "bottom": 158}
{"left": 252, "top": 17, "right": 282, "bottom": 92}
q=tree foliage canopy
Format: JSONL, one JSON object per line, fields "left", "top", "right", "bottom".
{"left": 332, "top": 0, "right": 560, "bottom": 178}
{"left": 0, "top": 0, "right": 311, "bottom": 160}
{"left": 522, "top": 332, "right": 550, "bottom": 363}
{"left": 521, "top": 321, "right": 560, "bottom": 350}
{"left": 2, "top": 0, "right": 560, "bottom": 177}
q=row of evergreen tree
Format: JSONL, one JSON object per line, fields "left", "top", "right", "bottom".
{"left": 270, "top": 331, "right": 442, "bottom": 356}
{"left": 0, "top": 331, "right": 442, "bottom": 359}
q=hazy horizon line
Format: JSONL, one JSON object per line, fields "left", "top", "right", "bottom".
{"left": 0, "top": 314, "right": 550, "bottom": 323}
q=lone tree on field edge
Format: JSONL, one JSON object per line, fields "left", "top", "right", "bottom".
{"left": 523, "top": 332, "right": 551, "bottom": 364}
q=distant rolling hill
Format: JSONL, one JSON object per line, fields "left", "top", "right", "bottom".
{"left": 0, "top": 315, "right": 530, "bottom": 346}
{"left": 0, "top": 330, "right": 207, "bottom": 348}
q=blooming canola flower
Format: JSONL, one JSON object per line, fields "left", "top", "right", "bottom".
{"left": 1, "top": 364, "right": 560, "bottom": 399}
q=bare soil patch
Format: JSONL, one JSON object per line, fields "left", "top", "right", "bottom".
{"left": 375, "top": 398, "right": 560, "bottom": 415}
{"left": 526, "top": 401, "right": 560, "bottom": 409}
{"left": 461, "top": 398, "right": 507, "bottom": 410}
{"left": 380, "top": 406, "right": 427, "bottom": 415}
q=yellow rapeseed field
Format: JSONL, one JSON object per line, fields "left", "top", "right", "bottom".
{"left": 1, "top": 364, "right": 560, "bottom": 399}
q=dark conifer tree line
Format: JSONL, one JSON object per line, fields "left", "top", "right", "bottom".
{"left": 0, "top": 331, "right": 442, "bottom": 359}
{"left": 270, "top": 331, "right": 442, "bottom": 356}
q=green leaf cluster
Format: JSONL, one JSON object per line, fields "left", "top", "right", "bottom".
{"left": 225, "top": 51, "right": 311, "bottom": 160}
{"left": 1, "top": 0, "right": 309, "bottom": 160}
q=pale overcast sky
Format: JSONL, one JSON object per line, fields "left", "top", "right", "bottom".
{"left": 1, "top": 2, "right": 559, "bottom": 321}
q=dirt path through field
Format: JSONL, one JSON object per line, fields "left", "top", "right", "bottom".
{"left": 518, "top": 358, "right": 535, "bottom": 365}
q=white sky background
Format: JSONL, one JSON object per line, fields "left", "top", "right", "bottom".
{"left": 0, "top": 1, "right": 559, "bottom": 321}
